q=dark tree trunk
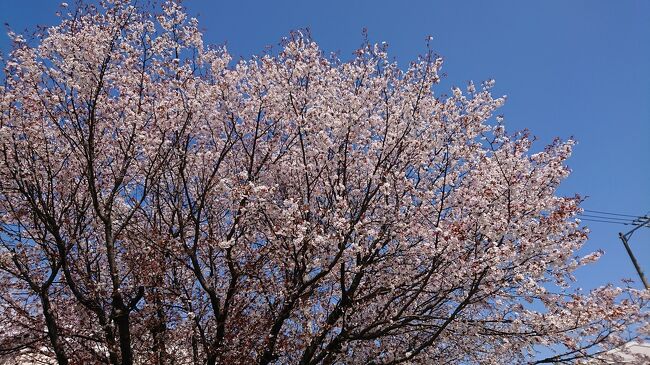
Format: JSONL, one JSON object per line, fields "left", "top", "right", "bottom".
{"left": 41, "top": 293, "right": 69, "bottom": 365}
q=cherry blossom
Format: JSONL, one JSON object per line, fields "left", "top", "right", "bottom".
{"left": 0, "top": 1, "right": 647, "bottom": 364}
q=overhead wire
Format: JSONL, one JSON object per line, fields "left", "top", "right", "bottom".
{"left": 575, "top": 209, "right": 649, "bottom": 229}
{"left": 582, "top": 209, "right": 640, "bottom": 218}
{"left": 577, "top": 214, "right": 634, "bottom": 222}
{"left": 577, "top": 218, "right": 635, "bottom": 226}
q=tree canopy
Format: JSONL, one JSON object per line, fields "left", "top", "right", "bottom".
{"left": 0, "top": 1, "right": 647, "bottom": 364}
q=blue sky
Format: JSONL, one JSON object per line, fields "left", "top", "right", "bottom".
{"left": 1, "top": 0, "right": 648, "bottom": 291}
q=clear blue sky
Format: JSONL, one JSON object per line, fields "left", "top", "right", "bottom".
{"left": 1, "top": 0, "right": 648, "bottom": 290}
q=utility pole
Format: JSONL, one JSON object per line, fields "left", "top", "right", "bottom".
{"left": 618, "top": 216, "right": 649, "bottom": 290}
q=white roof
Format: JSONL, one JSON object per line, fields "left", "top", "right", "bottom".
{"left": 588, "top": 341, "right": 650, "bottom": 364}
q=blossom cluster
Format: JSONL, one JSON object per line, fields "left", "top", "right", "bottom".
{"left": 0, "top": 1, "right": 647, "bottom": 364}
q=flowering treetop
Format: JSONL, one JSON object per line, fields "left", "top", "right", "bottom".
{"left": 0, "top": 1, "right": 647, "bottom": 364}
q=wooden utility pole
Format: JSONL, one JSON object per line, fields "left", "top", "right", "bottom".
{"left": 618, "top": 232, "right": 649, "bottom": 289}
{"left": 619, "top": 216, "right": 649, "bottom": 290}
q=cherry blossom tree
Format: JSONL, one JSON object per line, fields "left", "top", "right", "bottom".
{"left": 0, "top": 1, "right": 648, "bottom": 364}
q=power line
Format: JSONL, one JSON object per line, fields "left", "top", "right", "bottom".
{"left": 579, "top": 209, "right": 650, "bottom": 289}
{"left": 578, "top": 214, "right": 635, "bottom": 222}
{"left": 583, "top": 209, "right": 640, "bottom": 218}
{"left": 576, "top": 209, "right": 648, "bottom": 229}
{"left": 578, "top": 218, "right": 635, "bottom": 226}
